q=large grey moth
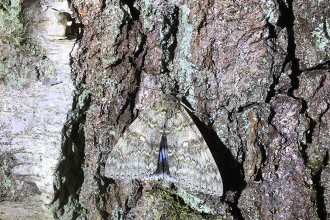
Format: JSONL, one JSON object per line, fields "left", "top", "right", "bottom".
{"left": 105, "top": 91, "right": 223, "bottom": 196}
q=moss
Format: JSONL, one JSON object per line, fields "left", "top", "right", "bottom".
{"left": 303, "top": 179, "right": 318, "bottom": 208}
{"left": 306, "top": 144, "right": 324, "bottom": 175}
{"left": 50, "top": 193, "right": 88, "bottom": 220}
{"left": 147, "top": 187, "right": 196, "bottom": 219}
{"left": 307, "top": 156, "right": 323, "bottom": 175}
{"left": 146, "top": 185, "right": 226, "bottom": 220}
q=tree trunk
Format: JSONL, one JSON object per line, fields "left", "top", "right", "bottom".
{"left": 1, "top": 0, "right": 330, "bottom": 219}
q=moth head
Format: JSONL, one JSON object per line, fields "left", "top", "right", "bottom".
{"left": 161, "top": 83, "right": 172, "bottom": 95}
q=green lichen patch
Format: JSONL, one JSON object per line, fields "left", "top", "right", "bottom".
{"left": 50, "top": 195, "right": 88, "bottom": 220}
{"left": 111, "top": 205, "right": 124, "bottom": 220}
{"left": 306, "top": 144, "right": 324, "bottom": 175}
{"left": 102, "top": 76, "right": 117, "bottom": 87}
{"left": 0, "top": 0, "right": 24, "bottom": 44}
{"left": 311, "top": 20, "right": 330, "bottom": 51}
{"left": 76, "top": 89, "right": 92, "bottom": 111}
{"left": 177, "top": 189, "right": 213, "bottom": 214}
{"left": 0, "top": 42, "right": 54, "bottom": 90}
{"left": 0, "top": 0, "right": 54, "bottom": 91}
{"left": 146, "top": 185, "right": 225, "bottom": 220}
{"left": 0, "top": 159, "right": 16, "bottom": 199}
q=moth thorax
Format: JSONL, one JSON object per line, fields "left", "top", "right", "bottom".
{"left": 163, "top": 86, "right": 172, "bottom": 95}
{"left": 165, "top": 109, "right": 174, "bottom": 119}
{"left": 161, "top": 127, "right": 170, "bottom": 134}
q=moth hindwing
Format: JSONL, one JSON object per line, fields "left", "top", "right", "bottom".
{"left": 105, "top": 93, "right": 223, "bottom": 196}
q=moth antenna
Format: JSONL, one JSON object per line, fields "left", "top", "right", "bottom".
{"left": 133, "top": 85, "right": 161, "bottom": 92}
{"left": 133, "top": 83, "right": 205, "bottom": 100}
{"left": 179, "top": 101, "right": 204, "bottom": 116}
{"left": 134, "top": 84, "right": 210, "bottom": 116}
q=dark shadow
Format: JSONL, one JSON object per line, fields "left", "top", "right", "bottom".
{"left": 264, "top": 20, "right": 280, "bottom": 103}
{"left": 181, "top": 97, "right": 245, "bottom": 220}
{"left": 277, "top": 0, "right": 327, "bottom": 219}
{"left": 65, "top": 19, "right": 84, "bottom": 40}
{"left": 50, "top": 90, "right": 89, "bottom": 219}
{"left": 121, "top": 0, "right": 140, "bottom": 21}
{"left": 278, "top": 0, "right": 301, "bottom": 96}
{"left": 313, "top": 152, "right": 328, "bottom": 220}
{"left": 307, "top": 61, "right": 330, "bottom": 70}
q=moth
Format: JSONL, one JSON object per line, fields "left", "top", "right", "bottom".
{"left": 105, "top": 91, "right": 223, "bottom": 196}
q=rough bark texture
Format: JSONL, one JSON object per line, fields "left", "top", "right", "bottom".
{"left": 1, "top": 0, "right": 330, "bottom": 219}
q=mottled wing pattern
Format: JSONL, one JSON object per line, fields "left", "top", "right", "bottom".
{"left": 105, "top": 98, "right": 166, "bottom": 179}
{"left": 105, "top": 94, "right": 223, "bottom": 196}
{"left": 165, "top": 102, "right": 223, "bottom": 196}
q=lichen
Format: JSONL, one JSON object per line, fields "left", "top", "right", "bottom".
{"left": 0, "top": 62, "right": 27, "bottom": 90}
{"left": 0, "top": 0, "right": 54, "bottom": 90}
{"left": 99, "top": 5, "right": 125, "bottom": 68}
{"left": 146, "top": 185, "right": 225, "bottom": 220}
{"left": 306, "top": 144, "right": 324, "bottom": 175}
{"left": 147, "top": 187, "right": 197, "bottom": 219}
{"left": 177, "top": 189, "right": 213, "bottom": 214}
{"left": 175, "top": 6, "right": 194, "bottom": 84}
{"left": 0, "top": 159, "right": 16, "bottom": 198}
{"left": 311, "top": 20, "right": 330, "bottom": 51}
{"left": 0, "top": 0, "right": 24, "bottom": 44}
{"left": 76, "top": 89, "right": 91, "bottom": 110}
{"left": 264, "top": 0, "right": 277, "bottom": 25}
{"left": 102, "top": 76, "right": 117, "bottom": 87}
{"left": 111, "top": 205, "right": 124, "bottom": 220}
{"left": 52, "top": 197, "right": 88, "bottom": 220}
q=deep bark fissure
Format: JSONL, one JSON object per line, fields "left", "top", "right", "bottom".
{"left": 121, "top": 0, "right": 140, "bottom": 21}
{"left": 265, "top": 20, "right": 281, "bottom": 103}
{"left": 160, "top": 6, "right": 179, "bottom": 74}
{"left": 279, "top": 0, "right": 327, "bottom": 218}
{"left": 299, "top": 99, "right": 309, "bottom": 164}
{"left": 307, "top": 61, "right": 330, "bottom": 71}
{"left": 51, "top": 90, "right": 88, "bottom": 218}
{"left": 314, "top": 152, "right": 329, "bottom": 220}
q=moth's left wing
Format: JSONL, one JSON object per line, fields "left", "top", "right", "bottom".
{"left": 105, "top": 99, "right": 166, "bottom": 180}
